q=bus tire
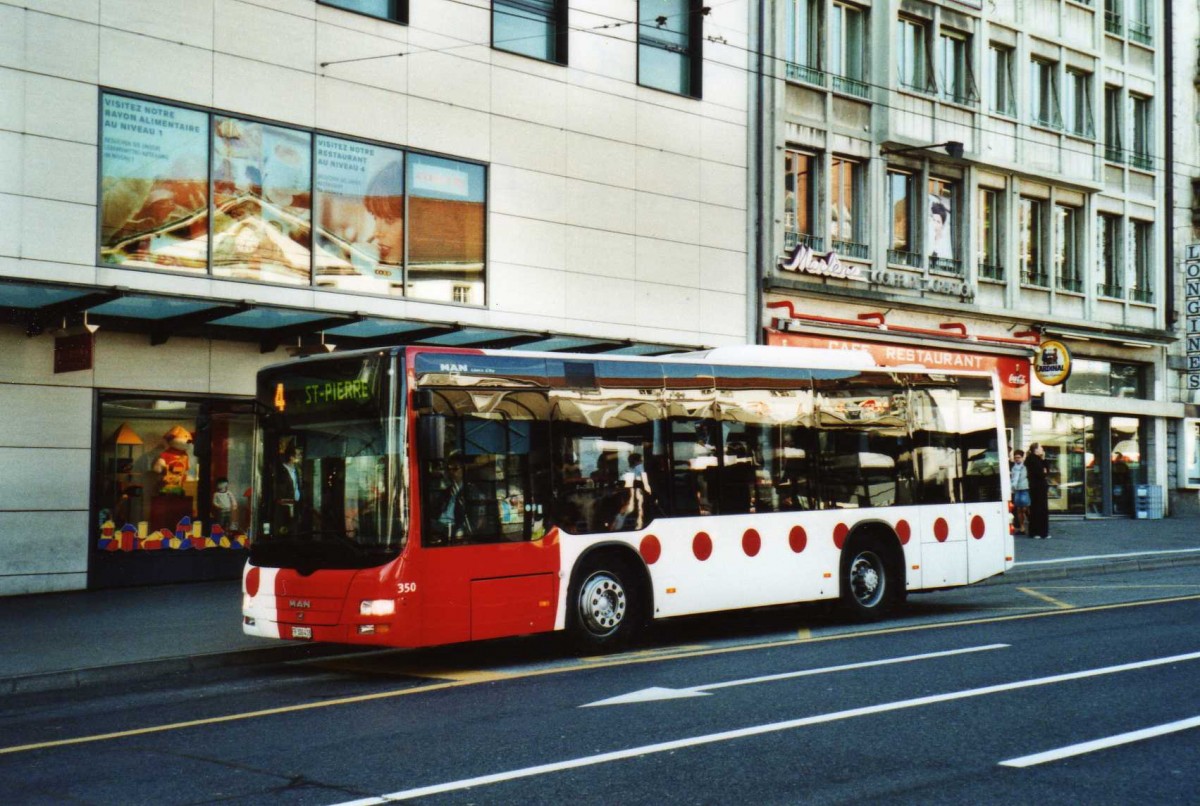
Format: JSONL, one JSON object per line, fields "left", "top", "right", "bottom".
{"left": 567, "top": 555, "right": 644, "bottom": 652}
{"left": 839, "top": 535, "right": 900, "bottom": 619}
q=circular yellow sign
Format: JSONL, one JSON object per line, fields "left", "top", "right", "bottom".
{"left": 1034, "top": 339, "right": 1072, "bottom": 386}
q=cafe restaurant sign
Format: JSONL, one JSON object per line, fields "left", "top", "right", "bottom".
{"left": 1033, "top": 339, "right": 1072, "bottom": 386}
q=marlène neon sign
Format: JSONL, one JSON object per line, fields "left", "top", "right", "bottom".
{"left": 778, "top": 242, "right": 864, "bottom": 281}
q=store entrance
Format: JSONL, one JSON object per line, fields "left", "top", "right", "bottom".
{"left": 1029, "top": 411, "right": 1144, "bottom": 516}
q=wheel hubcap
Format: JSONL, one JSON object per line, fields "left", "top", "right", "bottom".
{"left": 579, "top": 573, "right": 626, "bottom": 635}
{"left": 849, "top": 551, "right": 885, "bottom": 607}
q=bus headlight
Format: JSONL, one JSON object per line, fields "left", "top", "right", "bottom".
{"left": 360, "top": 599, "right": 396, "bottom": 617}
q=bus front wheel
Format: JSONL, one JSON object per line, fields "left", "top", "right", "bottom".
{"left": 840, "top": 537, "right": 900, "bottom": 619}
{"left": 568, "top": 557, "right": 643, "bottom": 651}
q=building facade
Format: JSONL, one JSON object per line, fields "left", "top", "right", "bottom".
{"left": 757, "top": 0, "right": 1186, "bottom": 522}
{"left": 0, "top": 0, "right": 754, "bottom": 594}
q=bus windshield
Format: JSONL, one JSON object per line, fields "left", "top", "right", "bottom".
{"left": 253, "top": 352, "right": 404, "bottom": 569}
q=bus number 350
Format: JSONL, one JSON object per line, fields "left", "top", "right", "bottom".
{"left": 396, "top": 582, "right": 417, "bottom": 594}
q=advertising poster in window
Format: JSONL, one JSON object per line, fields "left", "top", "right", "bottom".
{"left": 406, "top": 154, "right": 486, "bottom": 304}
{"left": 211, "top": 117, "right": 312, "bottom": 284}
{"left": 99, "top": 95, "right": 209, "bottom": 270}
{"left": 313, "top": 136, "right": 405, "bottom": 295}
{"left": 927, "top": 191, "right": 954, "bottom": 261}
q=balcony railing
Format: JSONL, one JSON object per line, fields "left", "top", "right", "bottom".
{"left": 1131, "top": 286, "right": 1154, "bottom": 303}
{"left": 1022, "top": 269, "right": 1049, "bottom": 287}
{"left": 833, "top": 74, "right": 869, "bottom": 99}
{"left": 978, "top": 262, "right": 1005, "bottom": 282}
{"left": 929, "top": 256, "right": 963, "bottom": 275}
{"left": 786, "top": 62, "right": 826, "bottom": 87}
{"left": 1105, "top": 144, "right": 1125, "bottom": 164}
{"left": 784, "top": 230, "right": 825, "bottom": 252}
{"left": 1128, "top": 21, "right": 1152, "bottom": 46}
{"left": 887, "top": 249, "right": 922, "bottom": 268}
{"left": 1098, "top": 282, "right": 1125, "bottom": 298}
{"left": 1129, "top": 151, "right": 1154, "bottom": 171}
{"left": 833, "top": 239, "right": 869, "bottom": 259}
{"left": 1056, "top": 276, "right": 1083, "bottom": 293}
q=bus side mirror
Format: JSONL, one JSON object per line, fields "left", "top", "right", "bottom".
{"left": 418, "top": 414, "right": 445, "bottom": 461}
{"left": 413, "top": 389, "right": 435, "bottom": 414}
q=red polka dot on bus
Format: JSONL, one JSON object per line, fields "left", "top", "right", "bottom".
{"left": 789, "top": 525, "right": 807, "bottom": 553}
{"left": 934, "top": 518, "right": 949, "bottom": 542}
{"left": 245, "top": 566, "right": 260, "bottom": 598}
{"left": 971, "top": 515, "right": 986, "bottom": 539}
{"left": 693, "top": 532, "right": 713, "bottom": 561}
{"left": 833, "top": 523, "right": 849, "bottom": 549}
{"left": 640, "top": 534, "right": 662, "bottom": 564}
{"left": 742, "top": 529, "right": 761, "bottom": 557}
{"left": 896, "top": 519, "right": 911, "bottom": 545}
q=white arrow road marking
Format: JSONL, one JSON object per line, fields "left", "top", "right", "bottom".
{"left": 328, "top": 650, "right": 1200, "bottom": 805}
{"left": 999, "top": 715, "right": 1200, "bottom": 767}
{"left": 581, "top": 643, "right": 1010, "bottom": 707}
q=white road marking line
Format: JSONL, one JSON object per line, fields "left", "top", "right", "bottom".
{"left": 328, "top": 650, "right": 1200, "bottom": 804}
{"left": 583, "top": 643, "right": 1010, "bottom": 706}
{"left": 999, "top": 715, "right": 1200, "bottom": 768}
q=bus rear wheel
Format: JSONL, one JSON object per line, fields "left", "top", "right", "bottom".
{"left": 568, "top": 557, "right": 643, "bottom": 651}
{"left": 840, "top": 537, "right": 900, "bottom": 619}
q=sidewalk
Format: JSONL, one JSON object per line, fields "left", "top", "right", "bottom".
{"left": 2, "top": 515, "right": 1198, "bottom": 695}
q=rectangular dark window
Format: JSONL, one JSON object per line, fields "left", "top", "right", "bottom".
{"left": 785, "top": 0, "right": 822, "bottom": 84}
{"left": 1104, "top": 85, "right": 1123, "bottom": 162}
{"left": 1030, "top": 59, "right": 1060, "bottom": 129}
{"left": 785, "top": 150, "right": 820, "bottom": 250}
{"left": 493, "top": 0, "right": 568, "bottom": 64}
{"left": 928, "top": 177, "right": 958, "bottom": 273}
{"left": 639, "top": 0, "right": 703, "bottom": 98}
{"left": 829, "top": 3, "right": 867, "bottom": 96}
{"left": 1098, "top": 212, "right": 1123, "bottom": 297}
{"left": 1131, "top": 94, "right": 1153, "bottom": 170}
{"left": 1019, "top": 197, "right": 1047, "bottom": 286}
{"left": 886, "top": 170, "right": 917, "bottom": 265}
{"left": 897, "top": 17, "right": 932, "bottom": 93}
{"left": 988, "top": 44, "right": 1015, "bottom": 115}
{"left": 321, "top": 0, "right": 407, "bottom": 24}
{"left": 1131, "top": 220, "right": 1152, "bottom": 302}
{"left": 978, "top": 188, "right": 1003, "bottom": 280}
{"left": 831, "top": 157, "right": 866, "bottom": 256}
{"left": 938, "top": 31, "right": 975, "bottom": 105}
{"left": 1054, "top": 204, "right": 1082, "bottom": 292}
{"left": 1063, "top": 69, "right": 1093, "bottom": 138}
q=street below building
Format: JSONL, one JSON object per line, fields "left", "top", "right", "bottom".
{"left": 2, "top": 565, "right": 1198, "bottom": 805}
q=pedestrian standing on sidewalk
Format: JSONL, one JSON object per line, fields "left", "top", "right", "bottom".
{"left": 1010, "top": 449, "right": 1030, "bottom": 535}
{"left": 1025, "top": 442, "right": 1051, "bottom": 539}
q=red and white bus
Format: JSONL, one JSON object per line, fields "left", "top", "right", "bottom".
{"left": 242, "top": 345, "right": 1013, "bottom": 650}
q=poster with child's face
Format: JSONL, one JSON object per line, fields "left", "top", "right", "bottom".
{"left": 313, "top": 136, "right": 406, "bottom": 292}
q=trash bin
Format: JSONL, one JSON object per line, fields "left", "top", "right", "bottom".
{"left": 1134, "top": 484, "right": 1164, "bottom": 519}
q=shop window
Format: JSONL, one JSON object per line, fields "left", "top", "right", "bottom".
{"left": 1064, "top": 359, "right": 1147, "bottom": 399}
{"left": 493, "top": 0, "right": 568, "bottom": 64}
{"left": 99, "top": 95, "right": 210, "bottom": 271}
{"left": 97, "top": 398, "right": 254, "bottom": 551}
{"left": 1184, "top": 420, "right": 1200, "bottom": 487}
{"left": 314, "top": 137, "right": 405, "bottom": 296}
{"left": 638, "top": 0, "right": 704, "bottom": 98}
{"left": 321, "top": 0, "right": 407, "bottom": 24}
{"left": 211, "top": 117, "right": 314, "bottom": 284}
{"left": 97, "top": 92, "right": 489, "bottom": 305}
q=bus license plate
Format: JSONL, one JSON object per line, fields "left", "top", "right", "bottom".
{"left": 291, "top": 626, "right": 312, "bottom": 639}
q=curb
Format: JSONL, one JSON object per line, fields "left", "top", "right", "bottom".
{"left": 982, "top": 550, "right": 1200, "bottom": 586}
{"left": 1, "top": 641, "right": 355, "bottom": 697}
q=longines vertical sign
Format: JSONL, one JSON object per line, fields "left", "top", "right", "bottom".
{"left": 1187, "top": 245, "right": 1200, "bottom": 391}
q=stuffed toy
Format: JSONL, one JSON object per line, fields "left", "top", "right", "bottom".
{"left": 153, "top": 425, "right": 193, "bottom": 495}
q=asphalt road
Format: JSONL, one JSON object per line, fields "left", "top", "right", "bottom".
{"left": 2, "top": 567, "right": 1198, "bottom": 805}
